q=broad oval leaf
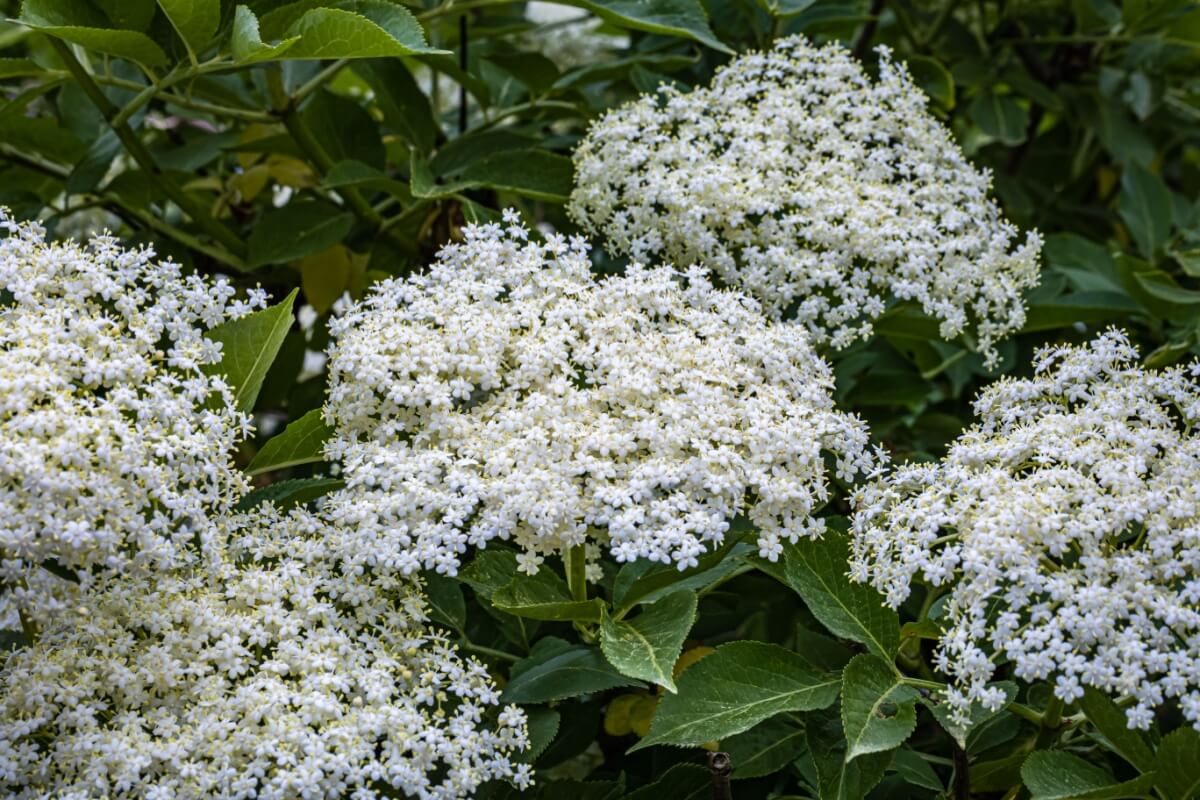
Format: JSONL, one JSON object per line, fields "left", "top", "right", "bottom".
{"left": 231, "top": 6, "right": 299, "bottom": 63}
{"left": 283, "top": 1, "right": 447, "bottom": 60}
{"left": 782, "top": 533, "right": 901, "bottom": 660}
{"left": 1078, "top": 688, "right": 1155, "bottom": 773}
{"left": 721, "top": 718, "right": 808, "bottom": 780}
{"left": 492, "top": 568, "right": 606, "bottom": 623}
{"left": 502, "top": 636, "right": 643, "bottom": 704}
{"left": 1155, "top": 728, "right": 1200, "bottom": 800}
{"left": 634, "top": 641, "right": 840, "bottom": 750}
{"left": 1022, "top": 751, "right": 1158, "bottom": 800}
{"left": 969, "top": 88, "right": 1028, "bottom": 145}
{"left": 19, "top": 0, "right": 168, "bottom": 66}
{"left": 246, "top": 408, "right": 334, "bottom": 475}
{"left": 841, "top": 654, "right": 919, "bottom": 761}
{"left": 202, "top": 288, "right": 298, "bottom": 413}
{"left": 600, "top": 590, "right": 697, "bottom": 692}
{"left": 157, "top": 0, "right": 220, "bottom": 56}
{"left": 806, "top": 703, "right": 892, "bottom": 800}
{"left": 559, "top": 0, "right": 731, "bottom": 54}
{"left": 247, "top": 200, "right": 355, "bottom": 268}
{"left": 234, "top": 476, "right": 343, "bottom": 511}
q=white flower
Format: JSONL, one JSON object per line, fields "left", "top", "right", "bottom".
{"left": 0, "top": 506, "right": 531, "bottom": 799}
{"left": 851, "top": 330, "right": 1200, "bottom": 729}
{"left": 0, "top": 211, "right": 263, "bottom": 619}
{"left": 323, "top": 215, "right": 876, "bottom": 576}
{"left": 569, "top": 36, "right": 1042, "bottom": 367}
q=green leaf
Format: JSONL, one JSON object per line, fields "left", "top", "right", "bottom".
{"left": 459, "top": 549, "right": 520, "bottom": 600}
{"left": 231, "top": 6, "right": 300, "bottom": 63}
{"left": 246, "top": 408, "right": 333, "bottom": 475}
{"left": 40, "top": 557, "right": 80, "bottom": 583}
{"left": 157, "top": 0, "right": 220, "bottom": 55}
{"left": 519, "top": 706, "right": 560, "bottom": 764}
{"left": 202, "top": 288, "right": 297, "bottom": 413}
{"left": 0, "top": 114, "right": 85, "bottom": 164}
{"left": 722, "top": 718, "right": 808, "bottom": 780}
{"left": 624, "top": 764, "right": 711, "bottom": 800}
{"left": 906, "top": 55, "right": 955, "bottom": 109}
{"left": 283, "top": 1, "right": 447, "bottom": 60}
{"left": 613, "top": 524, "right": 751, "bottom": 614}
{"left": 634, "top": 641, "right": 840, "bottom": 750}
{"left": 1119, "top": 163, "right": 1173, "bottom": 258}
{"left": 559, "top": 0, "right": 731, "bottom": 53}
{"left": 806, "top": 704, "right": 892, "bottom": 800}
{"left": 0, "top": 58, "right": 46, "bottom": 78}
{"left": 234, "top": 477, "right": 344, "bottom": 511}
{"left": 502, "top": 636, "right": 643, "bottom": 704}
{"left": 94, "top": 0, "right": 156, "bottom": 30}
{"left": 840, "top": 654, "right": 919, "bottom": 761}
{"left": 1155, "top": 728, "right": 1200, "bottom": 800}
{"left": 1022, "top": 751, "right": 1158, "bottom": 800}
{"left": 246, "top": 200, "right": 355, "bottom": 268}
{"left": 18, "top": 0, "right": 168, "bottom": 66}
{"left": 411, "top": 148, "right": 575, "bottom": 203}
{"left": 782, "top": 534, "right": 901, "bottom": 660}
{"left": 892, "top": 749, "right": 944, "bottom": 792}
{"left": 1078, "top": 688, "right": 1155, "bottom": 773}
{"left": 357, "top": 58, "right": 439, "bottom": 153}
{"left": 600, "top": 590, "right": 696, "bottom": 692}
{"left": 492, "top": 569, "right": 606, "bottom": 623}
{"left": 423, "top": 572, "right": 466, "bottom": 632}
{"left": 969, "top": 88, "right": 1029, "bottom": 144}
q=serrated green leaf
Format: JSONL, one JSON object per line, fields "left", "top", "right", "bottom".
{"left": 840, "top": 654, "right": 919, "bottom": 761}
{"left": 246, "top": 409, "right": 332, "bottom": 475}
{"left": 202, "top": 288, "right": 297, "bottom": 412}
{"left": 247, "top": 200, "right": 355, "bottom": 268}
{"left": 969, "top": 88, "right": 1028, "bottom": 144}
{"left": 0, "top": 58, "right": 45, "bottom": 78}
{"left": 459, "top": 549, "right": 520, "bottom": 600}
{"left": 19, "top": 0, "right": 168, "bottom": 65}
{"left": 722, "top": 718, "right": 808, "bottom": 780}
{"left": 157, "top": 0, "right": 220, "bottom": 55}
{"left": 613, "top": 524, "right": 751, "bottom": 614}
{"left": 1079, "top": 688, "right": 1155, "bottom": 773}
{"left": 93, "top": 0, "right": 156, "bottom": 30}
{"left": 283, "top": 1, "right": 447, "bottom": 60}
{"left": 1119, "top": 163, "right": 1173, "bottom": 259}
{"left": 806, "top": 703, "right": 892, "bottom": 800}
{"left": 502, "top": 636, "right": 643, "bottom": 704}
{"left": 559, "top": 0, "right": 730, "bottom": 53}
{"left": 234, "top": 477, "right": 343, "bottom": 511}
{"left": 492, "top": 568, "right": 605, "bottom": 623}
{"left": 600, "top": 590, "right": 696, "bottom": 692}
{"left": 519, "top": 706, "right": 560, "bottom": 764}
{"left": 892, "top": 749, "right": 944, "bottom": 792}
{"left": 782, "top": 534, "right": 900, "bottom": 660}
{"left": 1155, "top": 728, "right": 1200, "bottom": 800}
{"left": 231, "top": 6, "right": 300, "bottom": 63}
{"left": 634, "top": 641, "right": 840, "bottom": 750}
{"left": 1022, "top": 751, "right": 1158, "bottom": 800}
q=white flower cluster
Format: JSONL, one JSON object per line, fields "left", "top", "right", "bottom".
{"left": 0, "top": 506, "right": 531, "bottom": 800}
{"left": 850, "top": 331, "right": 1200, "bottom": 729}
{"left": 0, "top": 212, "right": 261, "bottom": 616}
{"left": 568, "top": 36, "right": 1042, "bottom": 366}
{"left": 323, "top": 214, "right": 876, "bottom": 576}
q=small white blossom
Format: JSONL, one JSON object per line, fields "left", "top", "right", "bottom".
{"left": 851, "top": 330, "right": 1200, "bottom": 729}
{"left": 0, "top": 506, "right": 530, "bottom": 799}
{"left": 323, "top": 216, "right": 875, "bottom": 575}
{"left": 569, "top": 36, "right": 1042, "bottom": 366}
{"left": 0, "top": 211, "right": 262, "bottom": 619}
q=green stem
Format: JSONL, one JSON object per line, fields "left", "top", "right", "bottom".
{"left": 1041, "top": 694, "right": 1064, "bottom": 729}
{"left": 461, "top": 640, "right": 519, "bottom": 662}
{"left": 47, "top": 39, "right": 247, "bottom": 257}
{"left": 1007, "top": 701, "right": 1044, "bottom": 725}
{"left": 18, "top": 605, "right": 38, "bottom": 645}
{"left": 266, "top": 67, "right": 382, "bottom": 230}
{"left": 292, "top": 59, "right": 349, "bottom": 106}
{"left": 566, "top": 544, "right": 588, "bottom": 602}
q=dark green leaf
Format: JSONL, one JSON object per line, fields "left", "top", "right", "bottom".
{"left": 157, "top": 0, "right": 220, "bottom": 55}
{"left": 202, "top": 288, "right": 298, "bottom": 412}
{"left": 492, "top": 568, "right": 606, "bottom": 623}
{"left": 247, "top": 201, "right": 355, "bottom": 268}
{"left": 1155, "top": 728, "right": 1200, "bottom": 800}
{"left": 841, "top": 654, "right": 919, "bottom": 761}
{"left": 624, "top": 764, "right": 711, "bottom": 800}
{"left": 283, "top": 1, "right": 448, "bottom": 59}
{"left": 1079, "top": 688, "right": 1155, "bottom": 773}
{"left": 234, "top": 477, "right": 344, "bottom": 510}
{"left": 782, "top": 534, "right": 901, "bottom": 660}
{"left": 40, "top": 558, "right": 80, "bottom": 583}
{"left": 892, "top": 749, "right": 943, "bottom": 792}
{"left": 519, "top": 706, "right": 560, "bottom": 764}
{"left": 560, "top": 0, "right": 730, "bottom": 53}
{"left": 806, "top": 704, "right": 892, "bottom": 800}
{"left": 357, "top": 58, "right": 439, "bottom": 153}
{"left": 634, "top": 641, "right": 840, "bottom": 750}
{"left": 969, "top": 89, "right": 1029, "bottom": 144}
{"left": 423, "top": 572, "right": 466, "bottom": 632}
{"left": 246, "top": 408, "right": 332, "bottom": 475}
{"left": 600, "top": 590, "right": 696, "bottom": 691}
{"left": 411, "top": 148, "right": 574, "bottom": 202}
{"left": 1119, "top": 163, "right": 1173, "bottom": 258}
{"left": 1021, "top": 751, "right": 1157, "bottom": 800}
{"left": 722, "top": 717, "right": 808, "bottom": 780}
{"left": 19, "top": 0, "right": 168, "bottom": 65}
{"left": 926, "top": 681, "right": 1016, "bottom": 748}
{"left": 502, "top": 636, "right": 643, "bottom": 704}
{"left": 231, "top": 5, "right": 300, "bottom": 63}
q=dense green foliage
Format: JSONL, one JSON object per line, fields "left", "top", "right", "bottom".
{"left": 2, "top": 0, "right": 1199, "bottom": 797}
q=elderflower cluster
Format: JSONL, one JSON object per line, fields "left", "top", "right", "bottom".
{"left": 569, "top": 37, "right": 1042, "bottom": 366}
{"left": 850, "top": 331, "right": 1200, "bottom": 729}
{"left": 0, "top": 212, "right": 262, "bottom": 616}
{"left": 0, "top": 506, "right": 531, "bottom": 800}
{"left": 323, "top": 214, "right": 876, "bottom": 576}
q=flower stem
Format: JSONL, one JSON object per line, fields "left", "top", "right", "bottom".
{"left": 566, "top": 544, "right": 588, "bottom": 602}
